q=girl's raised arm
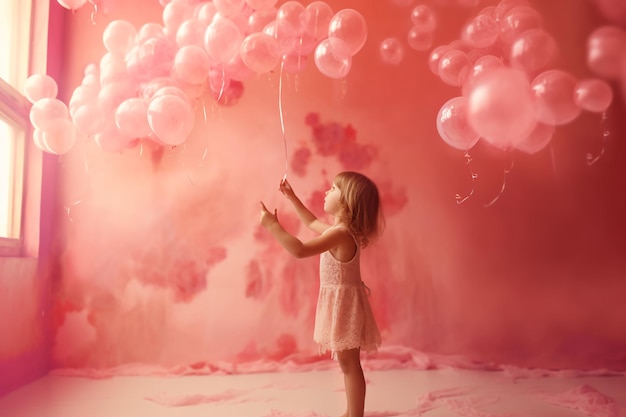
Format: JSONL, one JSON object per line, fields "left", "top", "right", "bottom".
{"left": 279, "top": 179, "right": 330, "bottom": 234}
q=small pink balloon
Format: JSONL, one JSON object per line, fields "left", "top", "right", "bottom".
{"left": 23, "top": 74, "right": 58, "bottom": 104}
{"left": 467, "top": 67, "right": 538, "bottom": 149}
{"left": 531, "top": 69, "right": 581, "bottom": 126}
{"left": 586, "top": 25, "right": 626, "bottom": 79}
{"left": 379, "top": 38, "right": 404, "bottom": 65}
{"left": 276, "top": 1, "right": 306, "bottom": 36}
{"left": 436, "top": 96, "right": 480, "bottom": 151}
{"left": 509, "top": 28, "right": 558, "bottom": 76}
{"left": 328, "top": 9, "right": 368, "bottom": 56}
{"left": 514, "top": 122, "right": 554, "bottom": 154}
{"left": 41, "top": 118, "right": 77, "bottom": 155}
{"left": 494, "top": 0, "right": 531, "bottom": 22}
{"left": 240, "top": 32, "right": 281, "bottom": 74}
{"left": 410, "top": 5, "right": 436, "bottom": 31}
{"left": 29, "top": 98, "right": 69, "bottom": 130}
{"left": 407, "top": 26, "right": 434, "bottom": 51}
{"left": 574, "top": 78, "right": 614, "bottom": 113}
{"left": 302, "top": 1, "right": 334, "bottom": 42}
{"left": 462, "top": 14, "right": 498, "bottom": 49}
{"left": 314, "top": 37, "right": 352, "bottom": 79}
{"left": 438, "top": 49, "right": 471, "bottom": 86}
{"left": 147, "top": 94, "right": 195, "bottom": 145}
{"left": 498, "top": 6, "right": 543, "bottom": 45}
{"left": 115, "top": 98, "right": 151, "bottom": 138}
{"left": 428, "top": 45, "right": 450, "bottom": 75}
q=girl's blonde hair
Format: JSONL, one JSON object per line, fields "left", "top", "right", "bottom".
{"left": 334, "top": 171, "right": 384, "bottom": 248}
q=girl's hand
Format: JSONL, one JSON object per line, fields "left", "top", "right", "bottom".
{"left": 259, "top": 201, "right": 278, "bottom": 228}
{"left": 279, "top": 178, "right": 296, "bottom": 200}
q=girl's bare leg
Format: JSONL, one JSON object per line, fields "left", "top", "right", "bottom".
{"left": 336, "top": 348, "right": 365, "bottom": 417}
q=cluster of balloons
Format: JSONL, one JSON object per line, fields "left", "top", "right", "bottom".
{"left": 432, "top": 0, "right": 617, "bottom": 155}
{"left": 31, "top": 0, "right": 369, "bottom": 155}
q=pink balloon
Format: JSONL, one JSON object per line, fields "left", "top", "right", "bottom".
{"left": 407, "top": 26, "right": 434, "bottom": 51}
{"left": 514, "top": 122, "right": 554, "bottom": 154}
{"left": 498, "top": 6, "right": 543, "bottom": 45}
{"left": 240, "top": 32, "right": 281, "bottom": 74}
{"left": 428, "top": 45, "right": 450, "bottom": 75}
{"left": 72, "top": 103, "right": 106, "bottom": 136}
{"left": 314, "top": 37, "right": 352, "bottom": 79}
{"left": 462, "top": 14, "right": 498, "bottom": 48}
{"left": 248, "top": 8, "right": 276, "bottom": 33}
{"left": 328, "top": 9, "right": 367, "bottom": 56}
{"left": 176, "top": 19, "right": 207, "bottom": 48}
{"left": 97, "top": 80, "right": 135, "bottom": 114}
{"left": 410, "top": 5, "right": 436, "bottom": 31}
{"left": 128, "top": 36, "right": 176, "bottom": 82}
{"left": 102, "top": 20, "right": 137, "bottom": 55}
{"left": 204, "top": 17, "right": 244, "bottom": 64}
{"left": 586, "top": 25, "right": 626, "bottom": 79}
{"left": 438, "top": 49, "right": 471, "bottom": 87}
{"left": 41, "top": 118, "right": 77, "bottom": 155}
{"left": 509, "top": 28, "right": 558, "bottom": 76}
{"left": 174, "top": 45, "right": 211, "bottom": 84}
{"left": 494, "top": 0, "right": 531, "bottom": 22}
{"left": 32, "top": 129, "right": 52, "bottom": 153}
{"left": 115, "top": 98, "right": 151, "bottom": 138}
{"left": 99, "top": 53, "right": 129, "bottom": 85}
{"left": 467, "top": 67, "right": 538, "bottom": 149}
{"left": 303, "top": 1, "right": 334, "bottom": 42}
{"left": 162, "top": 1, "right": 194, "bottom": 34}
{"left": 69, "top": 85, "right": 99, "bottom": 117}
{"left": 531, "top": 69, "right": 581, "bottom": 126}
{"left": 276, "top": 1, "right": 306, "bottom": 35}
{"left": 213, "top": 0, "right": 245, "bottom": 17}
{"left": 23, "top": 74, "right": 58, "bottom": 104}
{"left": 263, "top": 20, "right": 298, "bottom": 57}
{"left": 462, "top": 54, "right": 504, "bottom": 95}
{"left": 379, "top": 38, "right": 404, "bottom": 65}
{"left": 245, "top": 0, "right": 277, "bottom": 9}
{"left": 57, "top": 0, "right": 88, "bottom": 10}
{"left": 574, "top": 78, "right": 614, "bottom": 113}
{"left": 436, "top": 96, "right": 480, "bottom": 151}
{"left": 94, "top": 121, "right": 134, "bottom": 152}
{"left": 29, "top": 98, "right": 69, "bottom": 130}
{"left": 137, "top": 23, "right": 165, "bottom": 43}
{"left": 196, "top": 2, "right": 218, "bottom": 25}
{"left": 147, "top": 94, "right": 195, "bottom": 146}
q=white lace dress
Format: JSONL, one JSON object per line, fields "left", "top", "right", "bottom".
{"left": 313, "top": 227, "right": 382, "bottom": 355}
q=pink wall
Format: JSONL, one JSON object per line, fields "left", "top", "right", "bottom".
{"left": 23, "top": 0, "right": 626, "bottom": 375}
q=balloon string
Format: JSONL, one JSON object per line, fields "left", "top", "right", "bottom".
{"left": 586, "top": 111, "right": 609, "bottom": 166}
{"left": 216, "top": 67, "right": 226, "bottom": 104}
{"left": 455, "top": 151, "right": 478, "bottom": 204}
{"left": 484, "top": 155, "right": 514, "bottom": 208}
{"left": 89, "top": 4, "right": 98, "bottom": 25}
{"left": 278, "top": 57, "right": 288, "bottom": 180}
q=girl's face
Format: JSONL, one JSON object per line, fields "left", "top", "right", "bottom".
{"left": 324, "top": 182, "right": 343, "bottom": 216}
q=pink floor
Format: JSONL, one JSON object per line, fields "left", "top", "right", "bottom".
{"left": 1, "top": 363, "right": 625, "bottom": 417}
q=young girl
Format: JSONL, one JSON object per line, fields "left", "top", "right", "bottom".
{"left": 259, "top": 171, "right": 383, "bottom": 417}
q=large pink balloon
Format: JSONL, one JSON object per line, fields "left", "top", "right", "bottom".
{"left": 147, "top": 94, "right": 195, "bottom": 146}
{"left": 574, "top": 78, "right": 614, "bottom": 113}
{"left": 23, "top": 74, "right": 58, "bottom": 104}
{"left": 240, "top": 32, "right": 281, "bottom": 74}
{"left": 436, "top": 96, "right": 480, "bottom": 151}
{"left": 410, "top": 5, "right": 436, "bottom": 31}
{"left": 467, "top": 67, "right": 538, "bottom": 149}
{"left": 41, "top": 118, "right": 77, "bottom": 155}
{"left": 531, "top": 69, "right": 581, "bottom": 125}
{"left": 328, "top": 9, "right": 367, "bottom": 56}
{"left": 314, "top": 37, "right": 352, "bottom": 79}
{"left": 462, "top": 14, "right": 498, "bottom": 48}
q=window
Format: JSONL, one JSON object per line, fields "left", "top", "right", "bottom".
{"left": 0, "top": 0, "right": 43, "bottom": 256}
